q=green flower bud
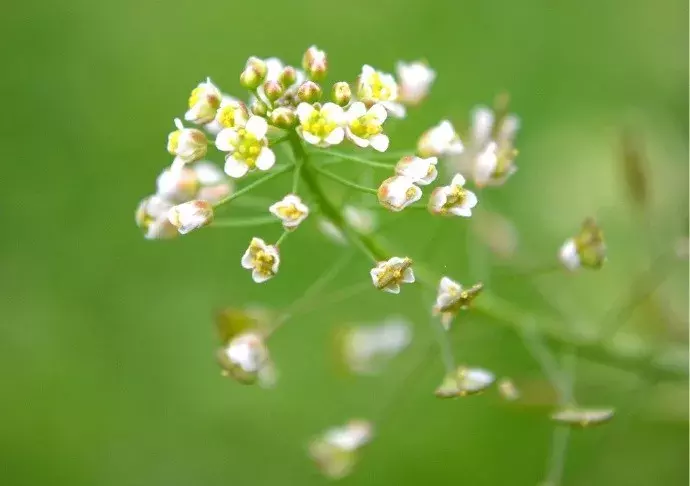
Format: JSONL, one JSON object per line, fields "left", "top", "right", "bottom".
{"left": 240, "top": 67, "right": 263, "bottom": 90}
{"left": 251, "top": 98, "right": 269, "bottom": 116}
{"left": 331, "top": 82, "right": 352, "bottom": 106}
{"left": 298, "top": 81, "right": 322, "bottom": 103}
{"left": 279, "top": 66, "right": 297, "bottom": 88}
{"left": 269, "top": 107, "right": 297, "bottom": 129}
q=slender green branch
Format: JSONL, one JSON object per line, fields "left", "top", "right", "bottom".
{"left": 309, "top": 148, "right": 397, "bottom": 169}
{"left": 275, "top": 229, "right": 290, "bottom": 246}
{"left": 213, "top": 164, "right": 293, "bottom": 208}
{"left": 312, "top": 165, "right": 378, "bottom": 195}
{"left": 212, "top": 216, "right": 278, "bottom": 228}
{"left": 269, "top": 133, "right": 290, "bottom": 147}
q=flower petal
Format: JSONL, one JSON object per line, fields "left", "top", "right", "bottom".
{"left": 224, "top": 156, "right": 249, "bottom": 178}
{"left": 370, "top": 134, "right": 389, "bottom": 152}
{"left": 245, "top": 116, "right": 268, "bottom": 139}
{"left": 296, "top": 103, "right": 315, "bottom": 123}
{"left": 255, "top": 147, "right": 276, "bottom": 171}
{"left": 347, "top": 128, "right": 369, "bottom": 148}
{"left": 324, "top": 127, "right": 345, "bottom": 146}
{"left": 241, "top": 250, "right": 254, "bottom": 269}
{"left": 402, "top": 267, "right": 415, "bottom": 283}
{"left": 346, "top": 102, "right": 367, "bottom": 120}
{"left": 252, "top": 269, "right": 273, "bottom": 283}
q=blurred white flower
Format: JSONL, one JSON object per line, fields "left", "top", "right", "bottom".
{"left": 216, "top": 116, "right": 275, "bottom": 178}
{"left": 241, "top": 237, "right": 280, "bottom": 283}
{"left": 217, "top": 332, "right": 276, "bottom": 387}
{"left": 394, "top": 155, "right": 438, "bottom": 185}
{"left": 269, "top": 194, "right": 310, "bottom": 230}
{"left": 558, "top": 218, "right": 606, "bottom": 271}
{"left": 340, "top": 318, "right": 412, "bottom": 374}
{"left": 344, "top": 102, "right": 389, "bottom": 152}
{"left": 357, "top": 64, "right": 405, "bottom": 118}
{"left": 377, "top": 176, "right": 422, "bottom": 212}
{"left": 470, "top": 105, "right": 520, "bottom": 147}
{"left": 193, "top": 161, "right": 233, "bottom": 204}
{"left": 135, "top": 195, "right": 178, "bottom": 240}
{"left": 309, "top": 420, "right": 373, "bottom": 480}
{"left": 167, "top": 118, "right": 208, "bottom": 171}
{"left": 428, "top": 173, "right": 478, "bottom": 217}
{"left": 184, "top": 77, "right": 222, "bottom": 125}
{"left": 473, "top": 141, "right": 518, "bottom": 188}
{"left": 370, "top": 257, "right": 415, "bottom": 294}
{"left": 167, "top": 200, "right": 214, "bottom": 234}
{"left": 550, "top": 407, "right": 615, "bottom": 427}
{"left": 396, "top": 61, "right": 435, "bottom": 105}
{"left": 296, "top": 102, "right": 345, "bottom": 147}
{"left": 156, "top": 166, "right": 200, "bottom": 204}
{"left": 417, "top": 120, "right": 463, "bottom": 158}
{"left": 435, "top": 366, "right": 495, "bottom": 398}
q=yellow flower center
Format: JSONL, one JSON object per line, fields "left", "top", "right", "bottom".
{"left": 218, "top": 105, "right": 239, "bottom": 128}
{"left": 233, "top": 128, "right": 264, "bottom": 168}
{"left": 364, "top": 72, "right": 392, "bottom": 101}
{"left": 167, "top": 130, "right": 181, "bottom": 153}
{"left": 302, "top": 109, "right": 337, "bottom": 138}
{"left": 404, "top": 186, "right": 418, "bottom": 201}
{"left": 253, "top": 249, "right": 275, "bottom": 276}
{"left": 276, "top": 205, "right": 303, "bottom": 220}
{"left": 349, "top": 114, "right": 382, "bottom": 139}
{"left": 376, "top": 259, "right": 411, "bottom": 288}
{"left": 442, "top": 186, "right": 466, "bottom": 211}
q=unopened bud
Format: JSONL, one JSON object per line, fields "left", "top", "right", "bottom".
{"left": 240, "top": 67, "right": 263, "bottom": 90}
{"left": 263, "top": 80, "right": 284, "bottom": 102}
{"left": 251, "top": 98, "right": 268, "bottom": 116}
{"left": 245, "top": 56, "right": 268, "bottom": 79}
{"left": 279, "top": 66, "right": 297, "bottom": 88}
{"left": 298, "top": 81, "right": 322, "bottom": 103}
{"left": 302, "top": 45, "right": 328, "bottom": 81}
{"left": 331, "top": 82, "right": 352, "bottom": 106}
{"left": 269, "top": 107, "right": 297, "bottom": 129}
{"left": 167, "top": 200, "right": 214, "bottom": 235}
{"left": 558, "top": 218, "right": 607, "bottom": 271}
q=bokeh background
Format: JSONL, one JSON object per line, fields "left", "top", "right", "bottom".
{"left": 1, "top": 0, "right": 688, "bottom": 485}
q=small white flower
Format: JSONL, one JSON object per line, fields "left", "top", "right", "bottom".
{"left": 396, "top": 61, "right": 436, "bottom": 105}
{"left": 340, "top": 318, "right": 412, "bottom": 375}
{"left": 498, "top": 378, "right": 520, "bottom": 401}
{"left": 370, "top": 257, "right": 415, "bottom": 294}
{"left": 473, "top": 141, "right": 518, "bottom": 188}
{"left": 241, "top": 237, "right": 280, "bottom": 283}
{"left": 435, "top": 366, "right": 496, "bottom": 398}
{"left": 394, "top": 155, "right": 438, "bottom": 185}
{"left": 269, "top": 194, "right": 310, "bottom": 230}
{"left": 417, "top": 120, "right": 464, "bottom": 158}
{"left": 155, "top": 166, "right": 200, "bottom": 204}
{"left": 377, "top": 176, "right": 422, "bottom": 212}
{"left": 135, "top": 195, "right": 178, "bottom": 240}
{"left": 193, "top": 161, "right": 233, "bottom": 204}
{"left": 216, "top": 116, "right": 275, "bottom": 178}
{"left": 309, "top": 420, "right": 373, "bottom": 480}
{"left": 428, "top": 173, "right": 478, "bottom": 217}
{"left": 217, "top": 332, "right": 276, "bottom": 387}
{"left": 357, "top": 65, "right": 406, "bottom": 118}
{"left": 470, "top": 105, "right": 520, "bottom": 147}
{"left": 550, "top": 407, "right": 615, "bottom": 428}
{"left": 432, "top": 277, "right": 483, "bottom": 329}
{"left": 296, "top": 102, "right": 345, "bottom": 147}
{"left": 205, "top": 95, "right": 248, "bottom": 134}
{"left": 167, "top": 200, "right": 214, "bottom": 234}
{"left": 344, "top": 102, "right": 389, "bottom": 152}
{"left": 559, "top": 238, "right": 580, "bottom": 271}
{"left": 184, "top": 77, "right": 222, "bottom": 125}
{"left": 167, "top": 118, "right": 208, "bottom": 171}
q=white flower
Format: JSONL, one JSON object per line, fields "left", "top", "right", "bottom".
{"left": 155, "top": 166, "right": 200, "bottom": 204}
{"left": 184, "top": 77, "right": 222, "bottom": 125}
{"left": 340, "top": 318, "right": 412, "bottom": 375}
{"left": 216, "top": 116, "right": 275, "bottom": 178}
{"left": 417, "top": 120, "right": 464, "bottom": 158}
{"left": 377, "top": 176, "right": 422, "bottom": 212}
{"left": 432, "top": 277, "right": 483, "bottom": 329}
{"left": 217, "top": 332, "right": 276, "bottom": 387}
{"left": 135, "top": 195, "right": 178, "bottom": 240}
{"left": 428, "top": 173, "right": 478, "bottom": 217}
{"left": 473, "top": 141, "right": 518, "bottom": 188}
{"left": 435, "top": 366, "right": 496, "bottom": 398}
{"left": 559, "top": 238, "right": 580, "bottom": 271}
{"left": 396, "top": 61, "right": 436, "bottom": 105}
{"left": 470, "top": 105, "right": 520, "bottom": 147}
{"left": 167, "top": 118, "right": 208, "bottom": 171}
{"left": 357, "top": 65, "right": 406, "bottom": 118}
{"left": 193, "top": 161, "right": 233, "bottom": 204}
{"left": 205, "top": 95, "right": 248, "bottom": 135}
{"left": 370, "top": 256, "right": 415, "bottom": 294}
{"left": 269, "top": 194, "right": 310, "bottom": 230}
{"left": 167, "top": 200, "right": 214, "bottom": 234}
{"left": 498, "top": 378, "right": 520, "bottom": 401}
{"left": 394, "top": 155, "right": 438, "bottom": 185}
{"left": 309, "top": 420, "right": 373, "bottom": 480}
{"left": 550, "top": 407, "right": 615, "bottom": 427}
{"left": 296, "top": 102, "right": 345, "bottom": 147}
{"left": 241, "top": 237, "right": 280, "bottom": 283}
{"left": 344, "top": 102, "right": 389, "bottom": 152}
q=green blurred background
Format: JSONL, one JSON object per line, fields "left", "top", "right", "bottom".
{"left": 1, "top": 0, "right": 688, "bottom": 484}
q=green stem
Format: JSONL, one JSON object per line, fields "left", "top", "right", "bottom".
{"left": 309, "top": 149, "right": 397, "bottom": 169}
{"left": 286, "top": 132, "right": 686, "bottom": 382}
{"left": 213, "top": 164, "right": 293, "bottom": 208}
{"left": 312, "top": 165, "right": 378, "bottom": 195}
{"left": 212, "top": 215, "right": 278, "bottom": 228}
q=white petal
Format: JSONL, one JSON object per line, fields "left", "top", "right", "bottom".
{"left": 324, "top": 127, "right": 345, "bottom": 146}
{"left": 241, "top": 250, "right": 254, "bottom": 269}
{"left": 321, "top": 103, "right": 345, "bottom": 124}
{"left": 299, "top": 128, "right": 322, "bottom": 146}
{"left": 402, "top": 268, "right": 415, "bottom": 283}
{"left": 224, "top": 156, "right": 249, "bottom": 178}
{"left": 252, "top": 269, "right": 273, "bottom": 283}
{"left": 421, "top": 165, "right": 438, "bottom": 185}
{"left": 215, "top": 129, "right": 235, "bottom": 152}
{"left": 471, "top": 107, "right": 494, "bottom": 144}
{"left": 451, "top": 173, "right": 466, "bottom": 187}
{"left": 255, "top": 147, "right": 276, "bottom": 171}
{"left": 559, "top": 239, "right": 580, "bottom": 270}
{"left": 406, "top": 185, "right": 423, "bottom": 205}
{"left": 450, "top": 206, "right": 472, "bottom": 217}
{"left": 383, "top": 101, "right": 406, "bottom": 118}
{"left": 383, "top": 283, "right": 401, "bottom": 294}
{"left": 245, "top": 116, "right": 268, "bottom": 139}
{"left": 370, "top": 134, "right": 389, "bottom": 152}
{"left": 295, "top": 103, "right": 315, "bottom": 122}
{"left": 462, "top": 190, "right": 478, "bottom": 209}
{"left": 368, "top": 104, "right": 388, "bottom": 123}
{"left": 347, "top": 102, "right": 367, "bottom": 120}
{"left": 347, "top": 129, "right": 370, "bottom": 148}
{"left": 370, "top": 267, "right": 382, "bottom": 286}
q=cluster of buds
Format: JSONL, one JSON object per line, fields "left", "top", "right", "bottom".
{"left": 559, "top": 218, "right": 607, "bottom": 270}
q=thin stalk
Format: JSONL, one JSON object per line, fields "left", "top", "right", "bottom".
{"left": 212, "top": 216, "right": 278, "bottom": 228}
{"left": 309, "top": 149, "right": 397, "bottom": 169}
{"left": 312, "top": 166, "right": 378, "bottom": 195}
{"left": 213, "top": 164, "right": 293, "bottom": 208}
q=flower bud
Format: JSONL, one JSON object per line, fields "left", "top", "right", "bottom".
{"left": 240, "top": 67, "right": 264, "bottom": 90}
{"left": 279, "top": 66, "right": 297, "bottom": 88}
{"left": 167, "top": 200, "right": 214, "bottom": 234}
{"left": 297, "top": 81, "right": 322, "bottom": 103}
{"left": 302, "top": 45, "right": 328, "bottom": 81}
{"left": 559, "top": 218, "right": 607, "bottom": 271}
{"left": 250, "top": 98, "right": 269, "bottom": 116}
{"left": 331, "top": 81, "right": 352, "bottom": 106}
{"left": 245, "top": 56, "right": 267, "bottom": 79}
{"left": 167, "top": 118, "right": 208, "bottom": 170}
{"left": 269, "top": 107, "right": 297, "bottom": 129}
{"left": 263, "top": 80, "right": 284, "bottom": 102}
